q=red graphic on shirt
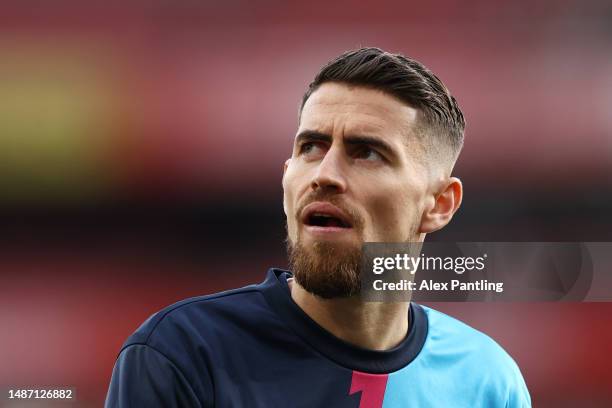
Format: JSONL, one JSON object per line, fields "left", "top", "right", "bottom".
{"left": 349, "top": 371, "right": 389, "bottom": 408}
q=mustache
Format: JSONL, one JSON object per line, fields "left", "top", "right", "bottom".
{"left": 295, "top": 190, "right": 365, "bottom": 231}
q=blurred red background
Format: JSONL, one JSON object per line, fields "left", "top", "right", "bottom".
{"left": 1, "top": 0, "right": 611, "bottom": 406}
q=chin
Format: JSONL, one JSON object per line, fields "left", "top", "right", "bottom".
{"left": 287, "top": 237, "right": 363, "bottom": 299}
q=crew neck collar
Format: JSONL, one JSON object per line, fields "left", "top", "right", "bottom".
{"left": 259, "top": 268, "right": 428, "bottom": 374}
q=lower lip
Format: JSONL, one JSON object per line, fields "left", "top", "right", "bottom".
{"left": 304, "top": 225, "right": 353, "bottom": 234}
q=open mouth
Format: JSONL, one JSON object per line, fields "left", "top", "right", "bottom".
{"left": 301, "top": 202, "right": 353, "bottom": 230}
{"left": 305, "top": 213, "right": 351, "bottom": 228}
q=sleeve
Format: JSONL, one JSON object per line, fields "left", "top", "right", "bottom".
{"left": 505, "top": 369, "right": 532, "bottom": 408}
{"left": 105, "top": 344, "right": 203, "bottom": 408}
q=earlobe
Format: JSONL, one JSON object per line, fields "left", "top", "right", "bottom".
{"left": 418, "top": 177, "right": 463, "bottom": 234}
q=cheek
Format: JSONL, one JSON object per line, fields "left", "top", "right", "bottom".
{"left": 364, "top": 182, "right": 424, "bottom": 241}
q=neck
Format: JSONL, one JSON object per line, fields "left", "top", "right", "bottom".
{"left": 288, "top": 278, "right": 409, "bottom": 351}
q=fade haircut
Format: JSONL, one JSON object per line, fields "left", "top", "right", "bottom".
{"left": 300, "top": 47, "right": 465, "bottom": 164}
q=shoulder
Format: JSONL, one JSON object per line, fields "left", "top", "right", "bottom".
{"left": 109, "top": 287, "right": 271, "bottom": 408}
{"left": 420, "top": 305, "right": 507, "bottom": 355}
{"left": 121, "top": 283, "right": 269, "bottom": 353}
{"left": 418, "top": 304, "right": 531, "bottom": 406}
{"left": 109, "top": 284, "right": 278, "bottom": 408}
{"left": 420, "top": 305, "right": 517, "bottom": 366}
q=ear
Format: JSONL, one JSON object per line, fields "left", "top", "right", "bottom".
{"left": 282, "top": 158, "right": 291, "bottom": 186}
{"left": 419, "top": 177, "right": 463, "bottom": 234}
{"left": 282, "top": 159, "right": 291, "bottom": 215}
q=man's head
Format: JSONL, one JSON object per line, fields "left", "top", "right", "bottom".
{"left": 282, "top": 47, "right": 465, "bottom": 298}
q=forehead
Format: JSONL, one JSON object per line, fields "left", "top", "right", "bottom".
{"left": 299, "top": 82, "right": 419, "bottom": 138}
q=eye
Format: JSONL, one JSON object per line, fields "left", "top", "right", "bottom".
{"left": 355, "top": 147, "right": 384, "bottom": 162}
{"left": 298, "top": 142, "right": 326, "bottom": 159}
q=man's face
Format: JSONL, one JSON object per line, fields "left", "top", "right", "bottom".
{"left": 282, "top": 82, "right": 432, "bottom": 298}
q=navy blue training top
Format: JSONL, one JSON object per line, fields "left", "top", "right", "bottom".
{"left": 105, "top": 268, "right": 531, "bottom": 407}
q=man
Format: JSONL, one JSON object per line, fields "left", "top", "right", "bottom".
{"left": 106, "top": 48, "right": 531, "bottom": 407}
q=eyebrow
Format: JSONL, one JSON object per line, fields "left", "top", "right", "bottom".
{"left": 294, "top": 130, "right": 397, "bottom": 158}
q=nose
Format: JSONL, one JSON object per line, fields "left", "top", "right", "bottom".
{"left": 310, "top": 146, "right": 347, "bottom": 193}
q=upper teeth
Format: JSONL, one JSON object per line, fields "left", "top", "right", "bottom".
{"left": 313, "top": 213, "right": 333, "bottom": 218}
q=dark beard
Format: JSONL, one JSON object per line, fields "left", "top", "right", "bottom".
{"left": 287, "top": 238, "right": 362, "bottom": 299}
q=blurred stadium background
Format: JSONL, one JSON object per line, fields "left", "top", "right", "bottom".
{"left": 1, "top": 0, "right": 611, "bottom": 406}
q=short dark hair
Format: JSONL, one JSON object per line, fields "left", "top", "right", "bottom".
{"left": 300, "top": 47, "right": 465, "bottom": 156}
